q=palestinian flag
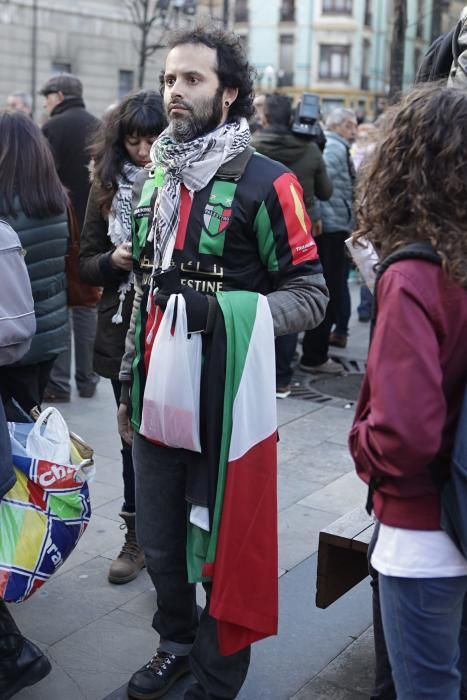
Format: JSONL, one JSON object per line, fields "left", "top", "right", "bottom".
{"left": 187, "top": 291, "right": 278, "bottom": 656}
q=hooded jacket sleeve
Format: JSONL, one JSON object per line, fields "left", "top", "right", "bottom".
{"left": 252, "top": 170, "right": 329, "bottom": 335}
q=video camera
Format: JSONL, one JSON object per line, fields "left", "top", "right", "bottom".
{"left": 291, "top": 93, "right": 326, "bottom": 150}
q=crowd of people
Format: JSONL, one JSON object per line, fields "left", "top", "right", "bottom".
{"left": 0, "top": 15, "right": 466, "bottom": 700}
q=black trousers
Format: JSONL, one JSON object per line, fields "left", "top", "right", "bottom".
{"left": 0, "top": 359, "right": 55, "bottom": 415}
{"left": 301, "top": 232, "right": 348, "bottom": 367}
{"left": 275, "top": 333, "right": 297, "bottom": 387}
{"left": 111, "top": 379, "right": 136, "bottom": 513}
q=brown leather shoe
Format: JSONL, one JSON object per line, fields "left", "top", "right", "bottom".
{"left": 329, "top": 332, "right": 347, "bottom": 349}
{"left": 108, "top": 512, "right": 145, "bottom": 584}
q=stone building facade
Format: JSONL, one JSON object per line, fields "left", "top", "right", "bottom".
{"left": 0, "top": 0, "right": 224, "bottom": 119}
{"left": 232, "top": 0, "right": 462, "bottom": 116}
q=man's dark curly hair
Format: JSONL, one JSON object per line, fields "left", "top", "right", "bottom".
{"left": 160, "top": 27, "right": 255, "bottom": 122}
{"left": 354, "top": 84, "right": 467, "bottom": 287}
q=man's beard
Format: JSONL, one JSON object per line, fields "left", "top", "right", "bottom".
{"left": 167, "top": 87, "right": 224, "bottom": 143}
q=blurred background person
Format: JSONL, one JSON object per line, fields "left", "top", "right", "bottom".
{"left": 0, "top": 111, "right": 69, "bottom": 416}
{"left": 5, "top": 92, "right": 32, "bottom": 117}
{"left": 79, "top": 90, "right": 167, "bottom": 584}
{"left": 250, "top": 92, "right": 266, "bottom": 133}
{"left": 350, "top": 121, "right": 379, "bottom": 326}
{"left": 39, "top": 73, "right": 101, "bottom": 403}
{"left": 253, "top": 92, "right": 332, "bottom": 396}
{"left": 300, "top": 107, "right": 357, "bottom": 371}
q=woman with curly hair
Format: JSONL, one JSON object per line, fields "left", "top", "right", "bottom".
{"left": 79, "top": 90, "right": 166, "bottom": 584}
{"left": 349, "top": 84, "right": 467, "bottom": 700}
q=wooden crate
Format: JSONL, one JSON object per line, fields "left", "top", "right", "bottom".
{"left": 316, "top": 507, "right": 374, "bottom": 609}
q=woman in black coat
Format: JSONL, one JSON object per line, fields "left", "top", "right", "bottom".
{"left": 80, "top": 90, "right": 166, "bottom": 584}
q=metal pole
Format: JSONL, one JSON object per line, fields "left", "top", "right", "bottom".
{"left": 388, "top": 0, "right": 407, "bottom": 103}
{"left": 31, "top": 0, "right": 38, "bottom": 116}
{"left": 430, "top": 0, "right": 443, "bottom": 42}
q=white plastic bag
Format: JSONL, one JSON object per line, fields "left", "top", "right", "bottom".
{"left": 140, "top": 294, "right": 202, "bottom": 452}
{"left": 25, "top": 406, "right": 71, "bottom": 463}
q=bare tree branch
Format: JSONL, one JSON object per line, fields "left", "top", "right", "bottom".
{"left": 123, "top": 0, "right": 194, "bottom": 86}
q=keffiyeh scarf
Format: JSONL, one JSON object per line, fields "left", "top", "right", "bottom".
{"left": 149, "top": 118, "right": 251, "bottom": 271}
{"left": 108, "top": 161, "right": 141, "bottom": 324}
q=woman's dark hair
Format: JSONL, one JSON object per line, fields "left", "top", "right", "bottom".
{"left": 0, "top": 110, "right": 68, "bottom": 219}
{"left": 91, "top": 90, "right": 166, "bottom": 214}
{"left": 354, "top": 84, "right": 467, "bottom": 287}
{"left": 163, "top": 27, "right": 255, "bottom": 122}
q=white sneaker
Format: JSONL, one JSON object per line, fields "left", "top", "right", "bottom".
{"left": 276, "top": 386, "right": 291, "bottom": 399}
{"left": 299, "top": 359, "right": 344, "bottom": 375}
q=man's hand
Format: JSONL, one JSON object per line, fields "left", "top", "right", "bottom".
{"left": 111, "top": 243, "right": 133, "bottom": 271}
{"left": 117, "top": 403, "right": 133, "bottom": 445}
{"left": 314, "top": 219, "right": 323, "bottom": 237}
{"left": 155, "top": 286, "right": 209, "bottom": 333}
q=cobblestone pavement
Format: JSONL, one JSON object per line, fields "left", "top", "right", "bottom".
{"left": 14, "top": 280, "right": 376, "bottom": 700}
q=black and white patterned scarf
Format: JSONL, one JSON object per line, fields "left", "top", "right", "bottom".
{"left": 108, "top": 161, "right": 141, "bottom": 324}
{"left": 149, "top": 118, "right": 251, "bottom": 271}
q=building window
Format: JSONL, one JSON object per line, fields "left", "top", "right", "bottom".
{"left": 364, "top": 0, "right": 372, "bottom": 26}
{"left": 234, "top": 0, "right": 248, "bottom": 22}
{"left": 322, "top": 0, "right": 353, "bottom": 15}
{"left": 321, "top": 97, "right": 345, "bottom": 116}
{"left": 319, "top": 45, "right": 351, "bottom": 80}
{"left": 361, "top": 38, "right": 371, "bottom": 90}
{"left": 278, "top": 34, "right": 294, "bottom": 86}
{"left": 118, "top": 70, "right": 134, "bottom": 99}
{"left": 280, "top": 0, "right": 295, "bottom": 22}
{"left": 51, "top": 61, "right": 71, "bottom": 74}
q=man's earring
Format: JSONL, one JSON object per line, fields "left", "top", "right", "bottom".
{"left": 225, "top": 101, "right": 230, "bottom": 107}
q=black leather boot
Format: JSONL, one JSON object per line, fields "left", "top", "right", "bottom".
{"left": 0, "top": 600, "right": 51, "bottom": 699}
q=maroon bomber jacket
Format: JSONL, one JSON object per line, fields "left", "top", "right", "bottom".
{"left": 349, "top": 258, "right": 467, "bottom": 530}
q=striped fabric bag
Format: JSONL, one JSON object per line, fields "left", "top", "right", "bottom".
{"left": 0, "top": 421, "right": 94, "bottom": 603}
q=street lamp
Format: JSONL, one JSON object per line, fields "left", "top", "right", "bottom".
{"left": 31, "top": 0, "right": 38, "bottom": 115}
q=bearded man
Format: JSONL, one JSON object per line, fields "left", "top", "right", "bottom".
{"left": 118, "top": 28, "right": 328, "bottom": 700}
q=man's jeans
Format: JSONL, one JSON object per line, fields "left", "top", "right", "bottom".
{"left": 133, "top": 432, "right": 251, "bottom": 699}
{"left": 379, "top": 573, "right": 467, "bottom": 700}
{"left": 47, "top": 306, "right": 99, "bottom": 395}
{"left": 357, "top": 284, "right": 373, "bottom": 321}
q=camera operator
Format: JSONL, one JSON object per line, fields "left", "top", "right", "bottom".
{"left": 252, "top": 92, "right": 332, "bottom": 397}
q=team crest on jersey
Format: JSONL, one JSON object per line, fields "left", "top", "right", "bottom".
{"left": 198, "top": 181, "right": 238, "bottom": 257}
{"left": 203, "top": 202, "right": 233, "bottom": 237}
